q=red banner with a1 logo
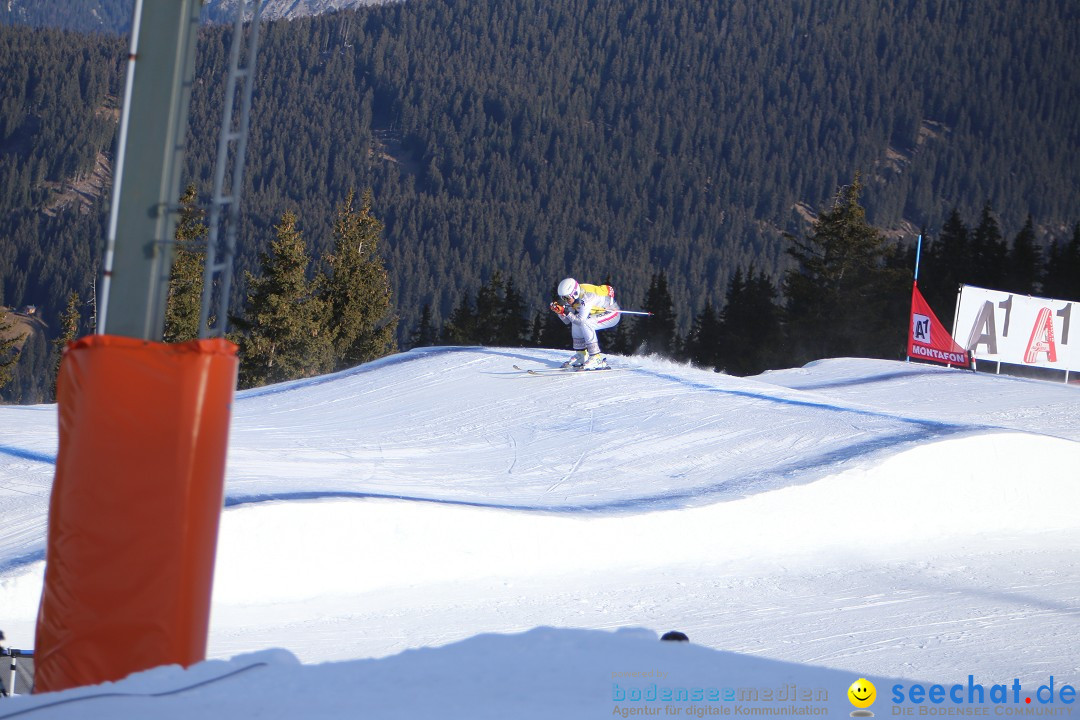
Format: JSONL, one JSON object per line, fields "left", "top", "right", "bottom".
{"left": 908, "top": 283, "right": 970, "bottom": 366}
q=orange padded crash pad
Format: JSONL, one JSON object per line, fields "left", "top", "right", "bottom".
{"left": 35, "top": 335, "right": 237, "bottom": 693}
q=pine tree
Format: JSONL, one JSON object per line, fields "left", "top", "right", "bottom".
{"left": 633, "top": 271, "right": 677, "bottom": 356}
{"left": 968, "top": 203, "right": 1008, "bottom": 290}
{"left": 528, "top": 312, "right": 545, "bottom": 348}
{"left": 454, "top": 272, "right": 530, "bottom": 347}
{"left": 235, "top": 210, "right": 333, "bottom": 389}
{"left": 321, "top": 189, "right": 398, "bottom": 369}
{"left": 409, "top": 304, "right": 438, "bottom": 348}
{"left": 685, "top": 300, "right": 721, "bottom": 370}
{"left": 1043, "top": 223, "right": 1080, "bottom": 301}
{"left": 495, "top": 275, "right": 528, "bottom": 346}
{"left": 163, "top": 184, "right": 207, "bottom": 343}
{"left": 532, "top": 283, "right": 570, "bottom": 349}
{"left": 923, "top": 208, "right": 970, "bottom": 315}
{"left": 0, "top": 308, "right": 22, "bottom": 392}
{"left": 474, "top": 272, "right": 506, "bottom": 346}
{"left": 783, "top": 174, "right": 906, "bottom": 365}
{"left": 3, "top": 326, "right": 46, "bottom": 404}
{"left": 1003, "top": 215, "right": 1042, "bottom": 294}
{"left": 442, "top": 291, "right": 478, "bottom": 344}
{"left": 50, "top": 290, "right": 81, "bottom": 399}
{"left": 718, "top": 269, "right": 782, "bottom": 376}
{"left": 604, "top": 319, "right": 633, "bottom": 356}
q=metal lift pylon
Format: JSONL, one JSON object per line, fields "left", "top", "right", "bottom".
{"left": 200, "top": 0, "right": 266, "bottom": 338}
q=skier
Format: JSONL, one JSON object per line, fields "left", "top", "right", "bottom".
{"left": 550, "top": 277, "right": 620, "bottom": 369}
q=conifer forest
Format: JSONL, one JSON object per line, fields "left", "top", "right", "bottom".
{"left": 1, "top": 0, "right": 1079, "bottom": 401}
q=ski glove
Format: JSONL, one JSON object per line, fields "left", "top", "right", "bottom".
{"left": 550, "top": 302, "right": 565, "bottom": 315}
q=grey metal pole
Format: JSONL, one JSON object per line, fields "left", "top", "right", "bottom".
{"left": 99, "top": 0, "right": 202, "bottom": 340}
{"left": 199, "top": 0, "right": 265, "bottom": 338}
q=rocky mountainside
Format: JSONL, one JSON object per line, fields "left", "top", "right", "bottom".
{"left": 0, "top": 0, "right": 393, "bottom": 33}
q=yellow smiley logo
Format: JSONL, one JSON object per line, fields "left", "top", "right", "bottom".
{"left": 848, "top": 678, "right": 877, "bottom": 709}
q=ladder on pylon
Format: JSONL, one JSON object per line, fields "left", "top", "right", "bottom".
{"left": 199, "top": 0, "right": 266, "bottom": 338}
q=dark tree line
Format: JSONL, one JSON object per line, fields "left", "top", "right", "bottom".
{"left": 408, "top": 176, "right": 1079, "bottom": 377}
{"left": 919, "top": 208, "right": 1080, "bottom": 322}
{"left": 3, "top": 0, "right": 1080, "bottom": 399}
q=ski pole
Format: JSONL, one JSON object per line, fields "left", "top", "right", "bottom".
{"left": 613, "top": 309, "right": 653, "bottom": 316}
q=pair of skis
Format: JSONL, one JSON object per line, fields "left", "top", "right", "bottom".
{"left": 512, "top": 363, "right": 615, "bottom": 376}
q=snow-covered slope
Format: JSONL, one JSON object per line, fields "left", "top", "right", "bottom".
{"left": 1, "top": 349, "right": 1077, "bottom": 717}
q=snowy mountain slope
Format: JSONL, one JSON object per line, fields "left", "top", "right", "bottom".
{"left": 0, "top": 349, "right": 1077, "bottom": 717}
{"left": 202, "top": 0, "right": 392, "bottom": 23}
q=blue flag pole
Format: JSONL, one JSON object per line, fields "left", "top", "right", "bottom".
{"left": 906, "top": 235, "right": 923, "bottom": 364}
{"left": 913, "top": 234, "right": 923, "bottom": 283}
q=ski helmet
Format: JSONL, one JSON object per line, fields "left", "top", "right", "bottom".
{"left": 558, "top": 277, "right": 581, "bottom": 303}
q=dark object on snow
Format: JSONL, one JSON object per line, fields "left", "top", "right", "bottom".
{"left": 661, "top": 631, "right": 689, "bottom": 642}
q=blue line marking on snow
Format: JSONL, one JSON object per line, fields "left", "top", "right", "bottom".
{"left": 632, "top": 368, "right": 967, "bottom": 432}
{"left": 0, "top": 548, "right": 45, "bottom": 575}
{"left": 221, "top": 424, "right": 980, "bottom": 515}
{"left": 777, "top": 369, "right": 948, "bottom": 391}
{"left": 0, "top": 444, "right": 56, "bottom": 465}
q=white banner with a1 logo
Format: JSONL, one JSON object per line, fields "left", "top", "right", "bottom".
{"left": 954, "top": 285, "right": 1078, "bottom": 371}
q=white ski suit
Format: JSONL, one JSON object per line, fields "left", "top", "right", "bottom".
{"left": 560, "top": 283, "right": 621, "bottom": 354}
